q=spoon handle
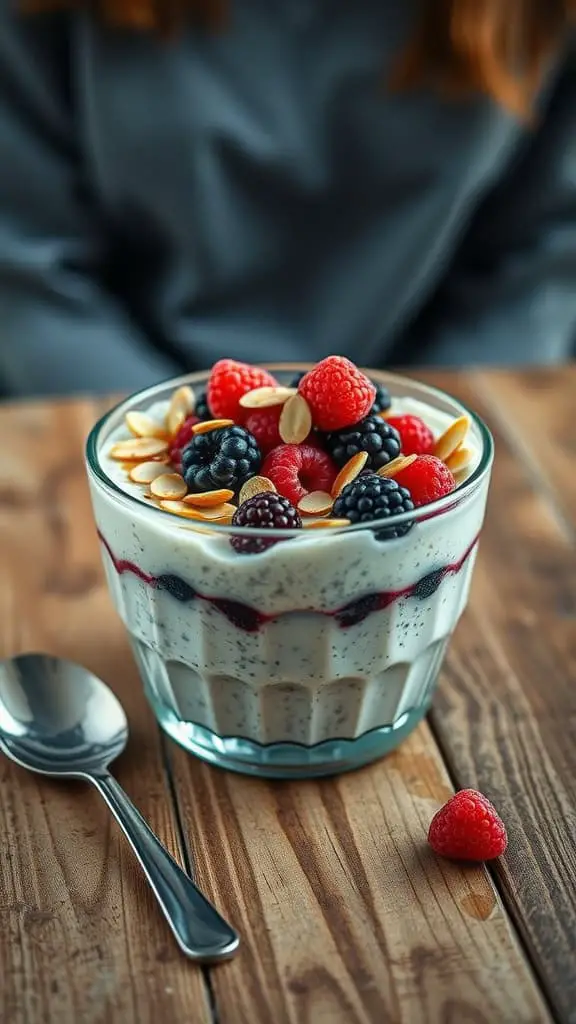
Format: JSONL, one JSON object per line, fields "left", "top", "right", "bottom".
{"left": 90, "top": 772, "right": 239, "bottom": 962}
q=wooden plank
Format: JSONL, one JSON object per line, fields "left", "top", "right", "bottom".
{"left": 0, "top": 400, "right": 211, "bottom": 1024}
{"left": 473, "top": 366, "right": 576, "bottom": 532}
{"left": 420, "top": 371, "right": 576, "bottom": 1024}
{"left": 168, "top": 728, "right": 549, "bottom": 1024}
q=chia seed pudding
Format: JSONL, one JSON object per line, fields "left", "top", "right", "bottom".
{"left": 86, "top": 366, "right": 493, "bottom": 777}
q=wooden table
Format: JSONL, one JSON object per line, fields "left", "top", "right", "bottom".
{"left": 1, "top": 367, "right": 575, "bottom": 1024}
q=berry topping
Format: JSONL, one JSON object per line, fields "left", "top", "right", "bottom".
{"left": 393, "top": 454, "right": 456, "bottom": 508}
{"left": 231, "top": 493, "right": 302, "bottom": 554}
{"left": 298, "top": 355, "right": 376, "bottom": 431}
{"left": 182, "top": 425, "right": 261, "bottom": 493}
{"left": 333, "top": 473, "right": 414, "bottom": 540}
{"left": 428, "top": 789, "right": 508, "bottom": 862}
{"left": 194, "top": 390, "right": 211, "bottom": 420}
{"left": 385, "top": 414, "right": 435, "bottom": 457}
{"left": 371, "top": 382, "right": 392, "bottom": 415}
{"left": 168, "top": 414, "right": 200, "bottom": 470}
{"left": 207, "top": 359, "right": 278, "bottom": 421}
{"left": 262, "top": 443, "right": 337, "bottom": 505}
{"left": 324, "top": 415, "right": 401, "bottom": 471}
{"left": 244, "top": 406, "right": 283, "bottom": 455}
{"left": 289, "top": 371, "right": 307, "bottom": 388}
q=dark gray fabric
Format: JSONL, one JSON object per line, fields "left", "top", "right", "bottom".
{"left": 0, "top": 1, "right": 575, "bottom": 397}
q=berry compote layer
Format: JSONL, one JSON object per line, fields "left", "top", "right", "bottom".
{"left": 86, "top": 365, "right": 493, "bottom": 777}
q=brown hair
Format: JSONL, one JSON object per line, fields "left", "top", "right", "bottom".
{"left": 24, "top": 0, "right": 575, "bottom": 114}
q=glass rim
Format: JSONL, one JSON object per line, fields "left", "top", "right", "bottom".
{"left": 85, "top": 366, "right": 494, "bottom": 539}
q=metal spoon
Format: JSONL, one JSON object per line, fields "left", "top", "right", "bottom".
{"left": 0, "top": 652, "right": 239, "bottom": 962}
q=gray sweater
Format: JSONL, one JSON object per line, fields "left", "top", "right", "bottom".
{"left": 1, "top": 1, "right": 575, "bottom": 396}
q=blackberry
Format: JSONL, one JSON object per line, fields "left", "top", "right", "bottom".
{"left": 290, "top": 371, "right": 307, "bottom": 388}
{"left": 156, "top": 574, "right": 195, "bottom": 603}
{"left": 324, "top": 415, "right": 401, "bottom": 470}
{"left": 194, "top": 390, "right": 211, "bottom": 420}
{"left": 231, "top": 493, "right": 302, "bottom": 555}
{"left": 182, "top": 426, "right": 261, "bottom": 492}
{"left": 370, "top": 382, "right": 391, "bottom": 415}
{"left": 333, "top": 473, "right": 414, "bottom": 540}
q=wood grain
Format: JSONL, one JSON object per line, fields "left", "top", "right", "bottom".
{"left": 167, "top": 725, "right": 549, "bottom": 1024}
{"left": 0, "top": 400, "right": 211, "bottom": 1024}
{"left": 420, "top": 371, "right": 576, "bottom": 1024}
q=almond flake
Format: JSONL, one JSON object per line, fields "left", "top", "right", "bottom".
{"left": 303, "top": 518, "right": 351, "bottom": 530}
{"left": 238, "top": 476, "right": 277, "bottom": 504}
{"left": 110, "top": 437, "right": 169, "bottom": 461}
{"left": 279, "top": 393, "right": 312, "bottom": 444}
{"left": 298, "top": 491, "right": 334, "bottom": 516}
{"left": 129, "top": 461, "right": 171, "bottom": 484}
{"left": 159, "top": 499, "right": 235, "bottom": 521}
{"left": 453, "top": 468, "right": 470, "bottom": 487}
{"left": 331, "top": 452, "right": 369, "bottom": 498}
{"left": 150, "top": 473, "right": 188, "bottom": 500}
{"left": 445, "top": 446, "right": 474, "bottom": 474}
{"left": 183, "top": 489, "right": 235, "bottom": 508}
{"left": 434, "top": 416, "right": 469, "bottom": 462}
{"left": 191, "top": 418, "right": 235, "bottom": 436}
{"left": 125, "top": 411, "right": 168, "bottom": 440}
{"left": 239, "top": 386, "right": 296, "bottom": 409}
{"left": 166, "top": 386, "right": 195, "bottom": 436}
{"left": 376, "top": 454, "right": 417, "bottom": 479}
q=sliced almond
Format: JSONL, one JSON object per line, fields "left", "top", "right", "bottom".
{"left": 331, "top": 452, "right": 369, "bottom": 498}
{"left": 239, "top": 386, "right": 296, "bottom": 410}
{"left": 183, "top": 489, "right": 235, "bottom": 508}
{"left": 434, "top": 416, "right": 469, "bottom": 462}
{"left": 191, "top": 418, "right": 235, "bottom": 436}
{"left": 129, "top": 461, "right": 171, "bottom": 484}
{"left": 125, "top": 410, "right": 168, "bottom": 440}
{"left": 303, "top": 518, "right": 351, "bottom": 530}
{"left": 376, "top": 454, "right": 417, "bottom": 479}
{"left": 150, "top": 473, "right": 188, "bottom": 500}
{"left": 298, "top": 491, "right": 334, "bottom": 517}
{"left": 453, "top": 468, "right": 470, "bottom": 487}
{"left": 239, "top": 476, "right": 277, "bottom": 504}
{"left": 279, "top": 393, "right": 312, "bottom": 445}
{"left": 166, "top": 386, "right": 195, "bottom": 436}
{"left": 109, "top": 437, "right": 169, "bottom": 461}
{"left": 159, "top": 499, "right": 235, "bottom": 521}
{"left": 445, "top": 446, "right": 474, "bottom": 474}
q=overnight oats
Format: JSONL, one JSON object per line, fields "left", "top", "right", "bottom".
{"left": 86, "top": 358, "right": 493, "bottom": 777}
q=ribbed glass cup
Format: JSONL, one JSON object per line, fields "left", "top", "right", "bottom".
{"left": 86, "top": 368, "right": 493, "bottom": 778}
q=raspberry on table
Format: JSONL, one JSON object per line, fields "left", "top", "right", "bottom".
{"left": 386, "top": 414, "right": 435, "bottom": 457}
{"left": 298, "top": 355, "right": 376, "bottom": 431}
{"left": 182, "top": 425, "right": 261, "bottom": 492}
{"left": 393, "top": 454, "right": 456, "bottom": 508}
{"left": 371, "top": 383, "right": 391, "bottom": 415}
{"left": 244, "top": 406, "right": 283, "bottom": 455}
{"left": 428, "top": 789, "right": 508, "bottom": 862}
{"left": 231, "top": 493, "right": 302, "bottom": 554}
{"left": 207, "top": 359, "right": 278, "bottom": 421}
{"left": 333, "top": 473, "right": 414, "bottom": 540}
{"left": 262, "top": 443, "right": 337, "bottom": 505}
{"left": 168, "top": 414, "right": 200, "bottom": 470}
{"left": 324, "top": 415, "right": 401, "bottom": 471}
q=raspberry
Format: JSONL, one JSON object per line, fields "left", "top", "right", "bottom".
{"left": 168, "top": 414, "right": 200, "bottom": 470}
{"left": 207, "top": 359, "right": 278, "bottom": 421}
{"left": 262, "top": 443, "right": 337, "bottom": 505}
{"left": 182, "top": 425, "right": 261, "bottom": 492}
{"left": 386, "top": 414, "right": 435, "bottom": 457}
{"left": 393, "top": 455, "right": 455, "bottom": 508}
{"left": 298, "top": 356, "right": 376, "bottom": 431}
{"left": 333, "top": 473, "right": 414, "bottom": 540}
{"left": 231, "top": 493, "right": 302, "bottom": 555}
{"left": 371, "top": 383, "right": 391, "bottom": 415}
{"left": 324, "top": 416, "right": 401, "bottom": 471}
{"left": 428, "top": 789, "right": 508, "bottom": 862}
{"left": 244, "top": 406, "right": 283, "bottom": 455}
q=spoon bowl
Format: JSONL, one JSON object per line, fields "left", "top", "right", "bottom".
{"left": 0, "top": 653, "right": 128, "bottom": 776}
